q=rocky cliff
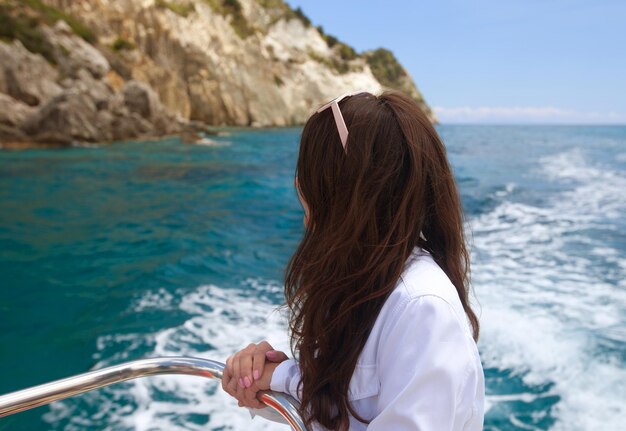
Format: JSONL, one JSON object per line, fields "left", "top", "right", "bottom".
{"left": 0, "top": 0, "right": 435, "bottom": 148}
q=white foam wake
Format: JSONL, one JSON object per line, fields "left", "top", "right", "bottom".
{"left": 44, "top": 280, "right": 293, "bottom": 430}
{"left": 474, "top": 149, "right": 626, "bottom": 430}
{"left": 43, "top": 148, "right": 626, "bottom": 430}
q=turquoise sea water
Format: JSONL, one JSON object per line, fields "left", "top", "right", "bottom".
{"left": 0, "top": 125, "right": 625, "bottom": 430}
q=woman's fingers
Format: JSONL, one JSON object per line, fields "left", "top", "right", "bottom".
{"left": 223, "top": 366, "right": 250, "bottom": 405}
{"left": 229, "top": 384, "right": 264, "bottom": 410}
{"left": 238, "top": 342, "right": 273, "bottom": 388}
{"left": 226, "top": 354, "right": 234, "bottom": 375}
{"left": 225, "top": 341, "right": 278, "bottom": 394}
{"left": 224, "top": 367, "right": 239, "bottom": 399}
{"left": 221, "top": 364, "right": 231, "bottom": 394}
{"left": 239, "top": 343, "right": 257, "bottom": 388}
{"left": 243, "top": 387, "right": 264, "bottom": 409}
{"left": 236, "top": 380, "right": 264, "bottom": 409}
{"left": 235, "top": 377, "right": 257, "bottom": 408}
{"left": 251, "top": 341, "right": 272, "bottom": 383}
{"left": 233, "top": 350, "right": 244, "bottom": 389}
{"left": 226, "top": 351, "right": 241, "bottom": 389}
{"left": 223, "top": 355, "right": 264, "bottom": 409}
{"left": 222, "top": 356, "right": 236, "bottom": 396}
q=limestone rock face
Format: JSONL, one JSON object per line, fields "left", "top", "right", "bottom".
{"left": 122, "top": 81, "right": 159, "bottom": 121}
{"left": 42, "top": 20, "right": 111, "bottom": 79}
{"left": 118, "top": 80, "right": 180, "bottom": 135}
{"left": 129, "top": 55, "right": 191, "bottom": 120}
{"left": 22, "top": 90, "right": 103, "bottom": 143}
{"left": 41, "top": 0, "right": 433, "bottom": 126}
{"left": 0, "top": 0, "right": 435, "bottom": 147}
{"left": 21, "top": 78, "right": 182, "bottom": 145}
{"left": 0, "top": 40, "right": 62, "bottom": 106}
{"left": 0, "top": 94, "right": 35, "bottom": 127}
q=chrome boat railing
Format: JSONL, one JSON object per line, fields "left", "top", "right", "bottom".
{"left": 0, "top": 356, "right": 308, "bottom": 431}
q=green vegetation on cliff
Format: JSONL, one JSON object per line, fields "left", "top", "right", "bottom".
{"left": 273, "top": 74, "right": 284, "bottom": 86}
{"left": 287, "top": 6, "right": 311, "bottom": 27}
{"left": 111, "top": 37, "right": 135, "bottom": 52}
{"left": 364, "top": 48, "right": 407, "bottom": 88}
{"left": 205, "top": 0, "right": 255, "bottom": 38}
{"left": 0, "top": 0, "right": 95, "bottom": 64}
{"left": 0, "top": 4, "right": 56, "bottom": 63}
{"left": 308, "top": 49, "right": 355, "bottom": 75}
{"left": 19, "top": 0, "right": 94, "bottom": 42}
{"left": 364, "top": 47, "right": 430, "bottom": 116}
{"left": 258, "top": 0, "right": 312, "bottom": 28}
{"left": 156, "top": 0, "right": 196, "bottom": 17}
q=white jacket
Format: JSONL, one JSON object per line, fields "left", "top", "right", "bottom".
{"left": 249, "top": 247, "right": 484, "bottom": 430}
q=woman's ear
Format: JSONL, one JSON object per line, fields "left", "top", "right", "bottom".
{"left": 295, "top": 177, "right": 310, "bottom": 228}
{"left": 303, "top": 209, "right": 310, "bottom": 228}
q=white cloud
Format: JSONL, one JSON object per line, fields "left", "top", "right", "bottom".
{"left": 433, "top": 106, "right": 626, "bottom": 124}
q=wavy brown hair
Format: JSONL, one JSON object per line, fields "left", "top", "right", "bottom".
{"left": 283, "top": 90, "right": 479, "bottom": 430}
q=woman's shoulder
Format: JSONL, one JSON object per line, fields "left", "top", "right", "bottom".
{"left": 386, "top": 248, "right": 467, "bottom": 320}
{"left": 351, "top": 247, "right": 484, "bottom": 428}
{"left": 399, "top": 248, "right": 459, "bottom": 298}
{"left": 358, "top": 247, "right": 477, "bottom": 364}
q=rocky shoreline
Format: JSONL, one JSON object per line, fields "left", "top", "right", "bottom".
{"left": 1, "top": 19, "right": 210, "bottom": 149}
{"left": 0, "top": 0, "right": 435, "bottom": 149}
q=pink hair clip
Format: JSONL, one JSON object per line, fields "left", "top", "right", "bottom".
{"left": 316, "top": 91, "right": 369, "bottom": 152}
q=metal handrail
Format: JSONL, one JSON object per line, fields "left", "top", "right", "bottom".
{"left": 0, "top": 356, "right": 308, "bottom": 430}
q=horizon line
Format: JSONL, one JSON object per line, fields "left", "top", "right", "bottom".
{"left": 434, "top": 122, "right": 626, "bottom": 127}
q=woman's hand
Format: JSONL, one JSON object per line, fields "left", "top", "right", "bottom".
{"left": 222, "top": 360, "right": 283, "bottom": 408}
{"left": 226, "top": 341, "right": 288, "bottom": 390}
{"left": 222, "top": 341, "right": 289, "bottom": 408}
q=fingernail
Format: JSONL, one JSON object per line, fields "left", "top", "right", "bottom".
{"left": 253, "top": 369, "right": 259, "bottom": 380}
{"left": 239, "top": 378, "right": 244, "bottom": 388}
{"left": 266, "top": 350, "right": 276, "bottom": 359}
{"left": 244, "top": 376, "right": 251, "bottom": 388}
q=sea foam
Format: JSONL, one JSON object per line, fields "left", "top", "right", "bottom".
{"left": 474, "top": 149, "right": 626, "bottom": 430}
{"left": 44, "top": 281, "right": 293, "bottom": 430}
{"left": 43, "top": 148, "right": 626, "bottom": 430}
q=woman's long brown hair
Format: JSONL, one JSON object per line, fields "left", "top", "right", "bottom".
{"left": 283, "top": 90, "right": 479, "bottom": 430}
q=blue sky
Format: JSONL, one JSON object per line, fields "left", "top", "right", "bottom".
{"left": 286, "top": 0, "right": 626, "bottom": 124}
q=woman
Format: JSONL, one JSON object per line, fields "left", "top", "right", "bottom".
{"left": 221, "top": 90, "right": 484, "bottom": 430}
